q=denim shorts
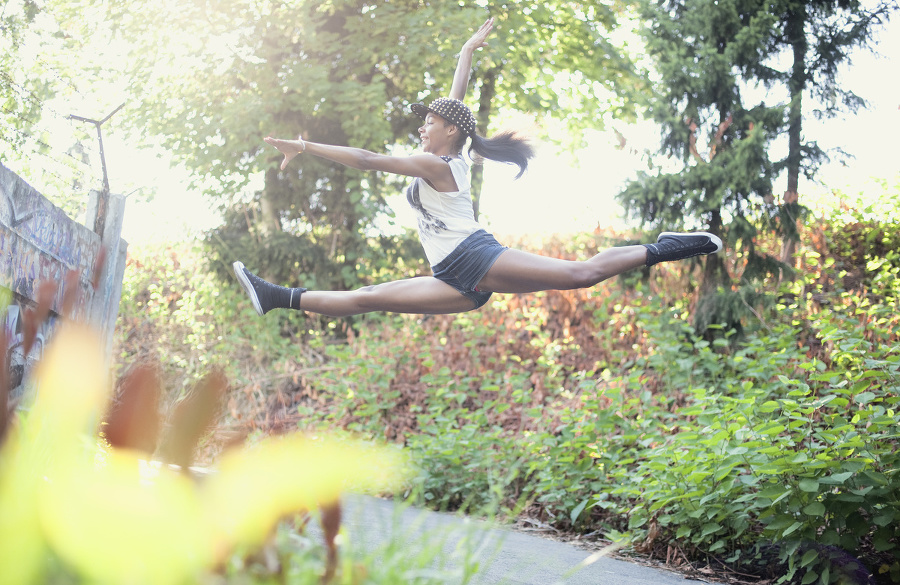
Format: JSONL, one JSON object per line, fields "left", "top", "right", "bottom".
{"left": 432, "top": 230, "right": 508, "bottom": 309}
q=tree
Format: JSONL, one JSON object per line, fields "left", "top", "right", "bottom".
{"left": 757, "top": 0, "right": 896, "bottom": 268}
{"left": 0, "top": 0, "right": 122, "bottom": 217}
{"left": 106, "top": 0, "right": 640, "bottom": 291}
{"left": 618, "top": 0, "right": 894, "bottom": 331}
{"left": 617, "top": 0, "right": 785, "bottom": 331}
{"left": 442, "top": 3, "right": 641, "bottom": 216}
{"left": 1, "top": 0, "right": 41, "bottom": 152}
{"left": 106, "top": 0, "right": 477, "bottom": 289}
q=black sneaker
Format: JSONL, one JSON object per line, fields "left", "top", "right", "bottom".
{"left": 233, "top": 261, "right": 305, "bottom": 315}
{"left": 644, "top": 232, "right": 722, "bottom": 266}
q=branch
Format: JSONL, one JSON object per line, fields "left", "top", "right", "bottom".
{"left": 709, "top": 114, "right": 733, "bottom": 160}
{"left": 685, "top": 114, "right": 733, "bottom": 162}
{"left": 685, "top": 118, "right": 705, "bottom": 163}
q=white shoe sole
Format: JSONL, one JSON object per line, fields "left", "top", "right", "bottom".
{"left": 658, "top": 231, "right": 723, "bottom": 254}
{"left": 232, "top": 261, "right": 264, "bottom": 316}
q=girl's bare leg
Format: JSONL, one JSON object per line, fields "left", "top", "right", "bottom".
{"left": 300, "top": 276, "right": 476, "bottom": 317}
{"left": 476, "top": 246, "right": 648, "bottom": 294}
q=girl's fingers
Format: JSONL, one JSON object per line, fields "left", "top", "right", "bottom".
{"left": 264, "top": 136, "right": 299, "bottom": 169}
{"left": 281, "top": 152, "right": 298, "bottom": 170}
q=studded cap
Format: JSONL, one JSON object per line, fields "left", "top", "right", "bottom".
{"left": 410, "top": 97, "right": 476, "bottom": 137}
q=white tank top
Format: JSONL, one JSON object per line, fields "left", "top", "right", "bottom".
{"left": 405, "top": 156, "right": 482, "bottom": 266}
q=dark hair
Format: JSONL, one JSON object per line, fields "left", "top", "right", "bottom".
{"left": 454, "top": 130, "right": 535, "bottom": 179}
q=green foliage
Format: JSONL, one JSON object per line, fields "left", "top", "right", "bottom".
{"left": 597, "top": 303, "right": 899, "bottom": 582}
{"left": 0, "top": 0, "right": 95, "bottom": 217}
{"left": 1, "top": 0, "right": 42, "bottom": 151}
{"left": 117, "top": 202, "right": 900, "bottom": 583}
{"left": 116, "top": 241, "right": 315, "bottom": 418}
{"left": 818, "top": 184, "right": 900, "bottom": 292}
{"left": 475, "top": 2, "right": 642, "bottom": 143}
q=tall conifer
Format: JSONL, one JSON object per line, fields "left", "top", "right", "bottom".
{"left": 620, "top": 0, "right": 895, "bottom": 331}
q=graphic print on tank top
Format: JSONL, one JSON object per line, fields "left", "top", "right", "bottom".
{"left": 406, "top": 180, "right": 448, "bottom": 236}
{"left": 405, "top": 154, "right": 456, "bottom": 237}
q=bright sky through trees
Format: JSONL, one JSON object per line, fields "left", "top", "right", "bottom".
{"left": 6, "top": 4, "right": 896, "bottom": 245}
{"left": 112, "top": 14, "right": 898, "bottom": 245}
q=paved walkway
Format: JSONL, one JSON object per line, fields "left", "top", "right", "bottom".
{"left": 318, "top": 495, "right": 709, "bottom": 585}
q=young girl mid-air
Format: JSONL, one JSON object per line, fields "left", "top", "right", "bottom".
{"left": 234, "top": 18, "right": 722, "bottom": 318}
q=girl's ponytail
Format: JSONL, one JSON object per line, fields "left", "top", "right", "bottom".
{"left": 468, "top": 131, "right": 535, "bottom": 179}
{"left": 410, "top": 98, "right": 534, "bottom": 178}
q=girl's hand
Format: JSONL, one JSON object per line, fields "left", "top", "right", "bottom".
{"left": 264, "top": 135, "right": 306, "bottom": 170}
{"left": 462, "top": 17, "right": 493, "bottom": 52}
{"left": 449, "top": 17, "right": 494, "bottom": 101}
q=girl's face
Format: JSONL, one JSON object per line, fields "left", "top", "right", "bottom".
{"left": 418, "top": 113, "right": 456, "bottom": 154}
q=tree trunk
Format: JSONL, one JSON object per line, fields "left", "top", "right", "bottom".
{"left": 702, "top": 207, "right": 728, "bottom": 295}
{"left": 781, "top": 2, "right": 807, "bottom": 268}
{"left": 471, "top": 66, "right": 499, "bottom": 220}
{"left": 260, "top": 167, "right": 284, "bottom": 236}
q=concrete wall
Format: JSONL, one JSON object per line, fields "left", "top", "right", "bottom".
{"left": 0, "top": 162, "right": 126, "bottom": 400}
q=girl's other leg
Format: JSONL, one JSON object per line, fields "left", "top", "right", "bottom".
{"left": 236, "top": 262, "right": 473, "bottom": 317}
{"left": 476, "top": 246, "right": 647, "bottom": 294}
{"left": 300, "top": 277, "right": 475, "bottom": 317}
{"left": 478, "top": 231, "right": 722, "bottom": 294}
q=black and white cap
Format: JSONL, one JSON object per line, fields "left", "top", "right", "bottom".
{"left": 410, "top": 97, "right": 476, "bottom": 137}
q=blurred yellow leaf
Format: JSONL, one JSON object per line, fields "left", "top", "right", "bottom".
{"left": 202, "top": 434, "right": 411, "bottom": 551}
{"left": 30, "top": 324, "right": 108, "bottom": 450}
{"left": 1, "top": 324, "right": 412, "bottom": 584}
{"left": 0, "top": 429, "right": 44, "bottom": 585}
{"left": 39, "top": 450, "right": 211, "bottom": 585}
{"left": 0, "top": 324, "right": 107, "bottom": 585}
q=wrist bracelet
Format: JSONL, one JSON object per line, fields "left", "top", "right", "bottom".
{"left": 299, "top": 137, "right": 306, "bottom": 153}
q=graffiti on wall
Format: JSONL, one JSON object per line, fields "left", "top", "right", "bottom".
{"left": 0, "top": 163, "right": 102, "bottom": 399}
{"left": 3, "top": 297, "right": 46, "bottom": 400}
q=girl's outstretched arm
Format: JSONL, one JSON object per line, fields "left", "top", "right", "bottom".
{"left": 263, "top": 136, "right": 457, "bottom": 190}
{"left": 448, "top": 17, "right": 494, "bottom": 101}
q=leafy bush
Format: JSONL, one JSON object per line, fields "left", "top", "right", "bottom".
{"left": 116, "top": 208, "right": 900, "bottom": 584}
{"left": 116, "top": 242, "right": 325, "bottom": 457}
{"left": 594, "top": 297, "right": 899, "bottom": 583}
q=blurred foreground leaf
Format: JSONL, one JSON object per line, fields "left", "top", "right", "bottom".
{"left": 0, "top": 323, "right": 412, "bottom": 585}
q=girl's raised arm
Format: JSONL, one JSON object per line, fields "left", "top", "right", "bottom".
{"left": 448, "top": 17, "right": 494, "bottom": 101}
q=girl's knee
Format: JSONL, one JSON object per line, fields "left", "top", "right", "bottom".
{"left": 569, "top": 263, "right": 602, "bottom": 289}
{"left": 352, "top": 284, "right": 383, "bottom": 312}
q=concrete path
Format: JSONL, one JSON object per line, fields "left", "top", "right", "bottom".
{"left": 319, "top": 495, "right": 709, "bottom": 585}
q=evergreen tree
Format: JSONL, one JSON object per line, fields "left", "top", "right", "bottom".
{"left": 759, "top": 0, "right": 895, "bottom": 267}
{"left": 619, "top": 0, "right": 783, "bottom": 331}
{"left": 619, "top": 0, "right": 894, "bottom": 331}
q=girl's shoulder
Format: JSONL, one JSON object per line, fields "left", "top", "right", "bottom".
{"left": 439, "top": 155, "right": 468, "bottom": 167}
{"left": 438, "top": 156, "right": 470, "bottom": 194}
